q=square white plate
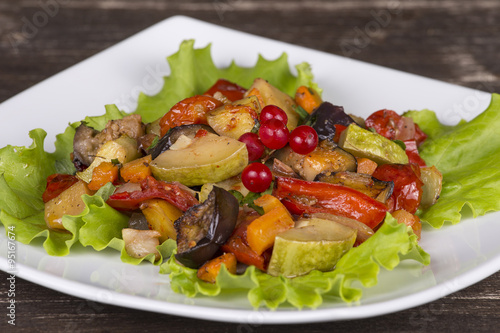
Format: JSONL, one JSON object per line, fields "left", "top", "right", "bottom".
{"left": 1, "top": 16, "right": 499, "bottom": 324}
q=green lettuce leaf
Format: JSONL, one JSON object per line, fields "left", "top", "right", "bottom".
{"left": 162, "top": 214, "right": 429, "bottom": 309}
{"left": 405, "top": 93, "right": 500, "bottom": 227}
{"left": 134, "top": 39, "right": 318, "bottom": 123}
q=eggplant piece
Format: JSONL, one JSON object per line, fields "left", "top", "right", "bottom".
{"left": 315, "top": 171, "right": 394, "bottom": 203}
{"left": 128, "top": 212, "right": 150, "bottom": 230}
{"left": 175, "top": 186, "right": 238, "bottom": 268}
{"left": 274, "top": 140, "right": 357, "bottom": 181}
{"left": 150, "top": 124, "right": 216, "bottom": 159}
{"left": 72, "top": 123, "right": 101, "bottom": 168}
{"left": 305, "top": 102, "right": 357, "bottom": 141}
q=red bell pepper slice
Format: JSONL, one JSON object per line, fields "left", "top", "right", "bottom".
{"left": 42, "top": 174, "right": 79, "bottom": 203}
{"left": 221, "top": 219, "right": 270, "bottom": 271}
{"left": 333, "top": 124, "right": 347, "bottom": 143}
{"left": 204, "top": 79, "right": 247, "bottom": 102}
{"left": 107, "top": 176, "right": 198, "bottom": 212}
{"left": 372, "top": 164, "right": 423, "bottom": 214}
{"left": 404, "top": 139, "right": 426, "bottom": 167}
{"left": 273, "top": 177, "right": 388, "bottom": 229}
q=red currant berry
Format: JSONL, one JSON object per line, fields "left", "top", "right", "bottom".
{"left": 260, "top": 105, "right": 288, "bottom": 125}
{"left": 239, "top": 132, "right": 265, "bottom": 161}
{"left": 259, "top": 119, "right": 289, "bottom": 150}
{"left": 241, "top": 163, "right": 273, "bottom": 193}
{"left": 289, "top": 125, "right": 318, "bottom": 154}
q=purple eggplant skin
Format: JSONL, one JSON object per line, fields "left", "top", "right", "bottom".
{"left": 305, "top": 102, "right": 357, "bottom": 141}
{"left": 174, "top": 186, "right": 239, "bottom": 269}
{"left": 150, "top": 124, "right": 216, "bottom": 159}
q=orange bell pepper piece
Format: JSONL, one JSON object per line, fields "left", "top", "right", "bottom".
{"left": 88, "top": 161, "right": 119, "bottom": 191}
{"left": 246, "top": 195, "right": 295, "bottom": 255}
{"left": 120, "top": 155, "right": 152, "bottom": 183}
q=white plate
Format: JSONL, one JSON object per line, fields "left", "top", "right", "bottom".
{"left": 1, "top": 16, "right": 499, "bottom": 324}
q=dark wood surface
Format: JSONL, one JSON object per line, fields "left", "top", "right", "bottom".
{"left": 1, "top": 0, "right": 500, "bottom": 331}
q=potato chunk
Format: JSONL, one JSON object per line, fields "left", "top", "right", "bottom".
{"left": 44, "top": 181, "right": 94, "bottom": 231}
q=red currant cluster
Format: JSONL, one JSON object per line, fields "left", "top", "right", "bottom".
{"left": 239, "top": 105, "right": 318, "bottom": 193}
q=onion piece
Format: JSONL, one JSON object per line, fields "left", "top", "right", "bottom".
{"left": 309, "top": 212, "right": 374, "bottom": 244}
{"left": 122, "top": 228, "right": 161, "bottom": 260}
{"left": 114, "top": 182, "right": 142, "bottom": 194}
{"left": 395, "top": 117, "right": 416, "bottom": 141}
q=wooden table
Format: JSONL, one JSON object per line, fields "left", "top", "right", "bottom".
{"left": 1, "top": 0, "right": 499, "bottom": 331}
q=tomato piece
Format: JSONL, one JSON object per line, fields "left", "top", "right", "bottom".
{"left": 372, "top": 164, "right": 423, "bottom": 214}
{"left": 107, "top": 176, "right": 198, "bottom": 212}
{"left": 42, "top": 174, "right": 79, "bottom": 203}
{"left": 365, "top": 109, "right": 428, "bottom": 146}
{"left": 220, "top": 219, "right": 270, "bottom": 271}
{"left": 159, "top": 95, "right": 223, "bottom": 136}
{"left": 273, "top": 177, "right": 388, "bottom": 229}
{"left": 414, "top": 123, "right": 428, "bottom": 146}
{"left": 404, "top": 139, "right": 426, "bottom": 167}
{"left": 204, "top": 79, "right": 247, "bottom": 102}
{"left": 365, "top": 109, "right": 401, "bottom": 140}
{"left": 332, "top": 124, "right": 347, "bottom": 143}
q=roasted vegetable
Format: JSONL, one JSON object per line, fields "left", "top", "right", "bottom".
{"left": 356, "top": 157, "right": 378, "bottom": 175}
{"left": 175, "top": 186, "right": 239, "bottom": 268}
{"left": 315, "top": 171, "right": 394, "bottom": 203}
{"left": 365, "top": 109, "right": 428, "bottom": 146}
{"left": 304, "top": 102, "right": 356, "bottom": 141}
{"left": 44, "top": 180, "right": 94, "bottom": 231}
{"left": 220, "top": 218, "right": 271, "bottom": 271}
{"left": 419, "top": 165, "right": 443, "bottom": 210}
{"left": 107, "top": 176, "right": 198, "bottom": 212}
{"left": 267, "top": 218, "right": 356, "bottom": 278}
{"left": 140, "top": 198, "right": 183, "bottom": 242}
{"left": 150, "top": 132, "right": 248, "bottom": 186}
{"left": 120, "top": 155, "right": 152, "bottom": 183}
{"left": 204, "top": 79, "right": 247, "bottom": 102}
{"left": 42, "top": 174, "right": 79, "bottom": 203}
{"left": 159, "top": 95, "right": 223, "bottom": 136}
{"left": 392, "top": 209, "right": 422, "bottom": 240}
{"left": 273, "top": 176, "right": 388, "bottom": 229}
{"left": 246, "top": 195, "right": 295, "bottom": 255}
{"left": 372, "top": 164, "right": 423, "bottom": 214}
{"left": 76, "top": 135, "right": 141, "bottom": 184}
{"left": 275, "top": 140, "right": 357, "bottom": 181}
{"left": 72, "top": 115, "right": 145, "bottom": 169}
{"left": 197, "top": 252, "right": 237, "bottom": 283}
{"left": 122, "top": 228, "right": 161, "bottom": 260}
{"left": 339, "top": 124, "right": 409, "bottom": 165}
{"left": 246, "top": 78, "right": 300, "bottom": 130}
{"left": 128, "top": 212, "right": 149, "bottom": 230}
{"left": 150, "top": 124, "right": 216, "bottom": 159}
{"left": 294, "top": 86, "right": 322, "bottom": 114}
{"left": 206, "top": 96, "right": 261, "bottom": 139}
{"left": 87, "top": 161, "right": 119, "bottom": 191}
{"left": 307, "top": 213, "right": 374, "bottom": 245}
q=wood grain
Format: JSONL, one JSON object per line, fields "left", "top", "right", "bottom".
{"left": 1, "top": 0, "right": 499, "bottom": 331}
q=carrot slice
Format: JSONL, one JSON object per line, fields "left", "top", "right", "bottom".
{"left": 120, "top": 155, "right": 152, "bottom": 183}
{"left": 356, "top": 157, "right": 378, "bottom": 175}
{"left": 88, "top": 162, "right": 119, "bottom": 191}
{"left": 197, "top": 253, "right": 237, "bottom": 283}
{"left": 295, "top": 86, "right": 322, "bottom": 114}
{"left": 246, "top": 195, "right": 295, "bottom": 255}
